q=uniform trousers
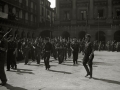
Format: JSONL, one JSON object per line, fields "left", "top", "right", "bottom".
{"left": 0, "top": 54, "right": 7, "bottom": 83}
{"left": 44, "top": 52, "right": 50, "bottom": 69}
{"left": 83, "top": 54, "right": 94, "bottom": 77}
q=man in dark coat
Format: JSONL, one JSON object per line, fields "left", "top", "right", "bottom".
{"left": 83, "top": 34, "right": 94, "bottom": 79}
{"left": 0, "top": 31, "right": 7, "bottom": 86}
{"left": 43, "top": 38, "right": 52, "bottom": 70}
{"left": 71, "top": 38, "right": 79, "bottom": 65}
{"left": 7, "top": 35, "right": 17, "bottom": 70}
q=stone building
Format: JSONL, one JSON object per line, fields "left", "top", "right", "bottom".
{"left": 0, "top": 0, "right": 55, "bottom": 39}
{"left": 0, "top": 0, "right": 38, "bottom": 38}
{"left": 37, "top": 0, "right": 55, "bottom": 38}
{"left": 54, "top": 0, "right": 120, "bottom": 42}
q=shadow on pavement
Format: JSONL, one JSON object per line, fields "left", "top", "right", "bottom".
{"left": 49, "top": 69, "right": 72, "bottom": 74}
{"left": 93, "top": 62, "right": 111, "bottom": 66}
{"left": 9, "top": 68, "right": 34, "bottom": 75}
{"left": 28, "top": 64, "right": 44, "bottom": 67}
{"left": 93, "top": 77, "right": 120, "bottom": 85}
{"left": 62, "top": 63, "right": 81, "bottom": 66}
{"left": 5, "top": 84, "right": 27, "bottom": 90}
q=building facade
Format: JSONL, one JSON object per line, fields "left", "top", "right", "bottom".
{"left": 0, "top": 0, "right": 55, "bottom": 38}
{"left": 54, "top": 0, "right": 120, "bottom": 42}
{"left": 37, "top": 0, "right": 55, "bottom": 38}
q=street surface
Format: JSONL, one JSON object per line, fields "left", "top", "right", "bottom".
{"left": 0, "top": 51, "right": 120, "bottom": 90}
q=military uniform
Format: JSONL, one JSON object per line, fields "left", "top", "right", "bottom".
{"left": 71, "top": 41, "right": 79, "bottom": 65}
{"left": 7, "top": 39, "right": 17, "bottom": 70}
{"left": 57, "top": 42, "right": 64, "bottom": 64}
{"left": 43, "top": 40, "right": 52, "bottom": 70}
{"left": 0, "top": 32, "right": 7, "bottom": 85}
{"left": 83, "top": 41, "right": 94, "bottom": 78}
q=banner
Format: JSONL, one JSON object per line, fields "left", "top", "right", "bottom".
{"left": 0, "top": 12, "right": 8, "bottom": 19}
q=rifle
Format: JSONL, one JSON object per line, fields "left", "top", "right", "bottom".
{"left": 0, "top": 28, "right": 12, "bottom": 41}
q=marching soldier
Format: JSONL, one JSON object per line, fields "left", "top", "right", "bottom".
{"left": 22, "top": 39, "right": 30, "bottom": 65}
{"left": 83, "top": 34, "right": 94, "bottom": 79}
{"left": 56, "top": 41, "right": 64, "bottom": 64}
{"left": 7, "top": 35, "right": 17, "bottom": 71}
{"left": 35, "top": 39, "right": 41, "bottom": 64}
{"left": 43, "top": 38, "right": 52, "bottom": 70}
{"left": 71, "top": 38, "right": 79, "bottom": 65}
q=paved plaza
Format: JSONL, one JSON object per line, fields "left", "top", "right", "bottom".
{"left": 0, "top": 51, "right": 120, "bottom": 90}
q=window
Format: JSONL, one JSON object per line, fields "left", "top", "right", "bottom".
{"left": 19, "top": 10, "right": 22, "bottom": 18}
{"left": 64, "top": 11, "right": 70, "bottom": 20}
{"left": 42, "top": 7, "right": 44, "bottom": 16}
{"left": 25, "top": 13, "right": 28, "bottom": 20}
{"left": 35, "top": 5, "right": 36, "bottom": 10}
{"left": 41, "top": 0, "right": 44, "bottom": 4}
{"left": 0, "top": 5, "right": 2, "bottom": 12}
{"left": 19, "top": 0, "right": 22, "bottom": 3}
{"left": 31, "top": 2, "right": 33, "bottom": 9}
{"left": 26, "top": 0, "right": 28, "bottom": 6}
{"left": 31, "top": 14, "right": 33, "bottom": 21}
{"left": 12, "top": 8, "right": 16, "bottom": 14}
{"left": 4, "top": 5, "right": 8, "bottom": 13}
{"left": 98, "top": 9, "right": 104, "bottom": 18}
{"left": 81, "top": 10, "right": 86, "bottom": 20}
{"left": 116, "top": 9, "right": 120, "bottom": 17}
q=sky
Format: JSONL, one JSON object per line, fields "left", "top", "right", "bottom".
{"left": 48, "top": 0, "right": 56, "bottom": 8}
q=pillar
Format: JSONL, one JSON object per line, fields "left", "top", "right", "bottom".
{"left": 71, "top": 0, "right": 76, "bottom": 24}
{"left": 107, "top": 0, "right": 112, "bottom": 23}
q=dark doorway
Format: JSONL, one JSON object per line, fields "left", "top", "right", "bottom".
{"left": 114, "top": 30, "right": 120, "bottom": 42}
{"left": 40, "top": 30, "right": 52, "bottom": 38}
{"left": 78, "top": 31, "right": 86, "bottom": 40}
{"left": 96, "top": 31, "right": 106, "bottom": 42}
{"left": 62, "top": 31, "right": 70, "bottom": 40}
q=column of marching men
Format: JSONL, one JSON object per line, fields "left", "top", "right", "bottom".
{"left": 1, "top": 28, "right": 120, "bottom": 86}
{"left": 6, "top": 35, "right": 120, "bottom": 71}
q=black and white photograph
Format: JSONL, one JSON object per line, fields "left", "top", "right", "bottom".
{"left": 0, "top": 0, "right": 120, "bottom": 90}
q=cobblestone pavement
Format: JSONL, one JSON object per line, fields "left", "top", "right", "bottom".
{"left": 0, "top": 51, "right": 120, "bottom": 90}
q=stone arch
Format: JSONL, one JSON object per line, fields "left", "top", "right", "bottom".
{"left": 96, "top": 31, "right": 106, "bottom": 42}
{"left": 78, "top": 31, "right": 86, "bottom": 40}
{"left": 39, "top": 30, "right": 52, "bottom": 38}
{"left": 62, "top": 31, "right": 70, "bottom": 40}
{"left": 114, "top": 30, "right": 120, "bottom": 42}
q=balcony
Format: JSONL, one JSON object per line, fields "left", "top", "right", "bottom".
{"left": 0, "top": 17, "right": 37, "bottom": 29}
{"left": 1, "top": 0, "right": 19, "bottom": 7}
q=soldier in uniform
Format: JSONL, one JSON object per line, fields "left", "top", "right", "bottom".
{"left": 83, "top": 34, "right": 94, "bottom": 79}
{"left": 35, "top": 39, "right": 41, "bottom": 64}
{"left": 71, "top": 38, "right": 79, "bottom": 65}
{"left": 7, "top": 35, "right": 17, "bottom": 71}
{"left": 56, "top": 40, "right": 64, "bottom": 64}
{"left": 0, "top": 31, "right": 7, "bottom": 86}
{"left": 43, "top": 38, "right": 52, "bottom": 70}
{"left": 22, "top": 39, "right": 30, "bottom": 65}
